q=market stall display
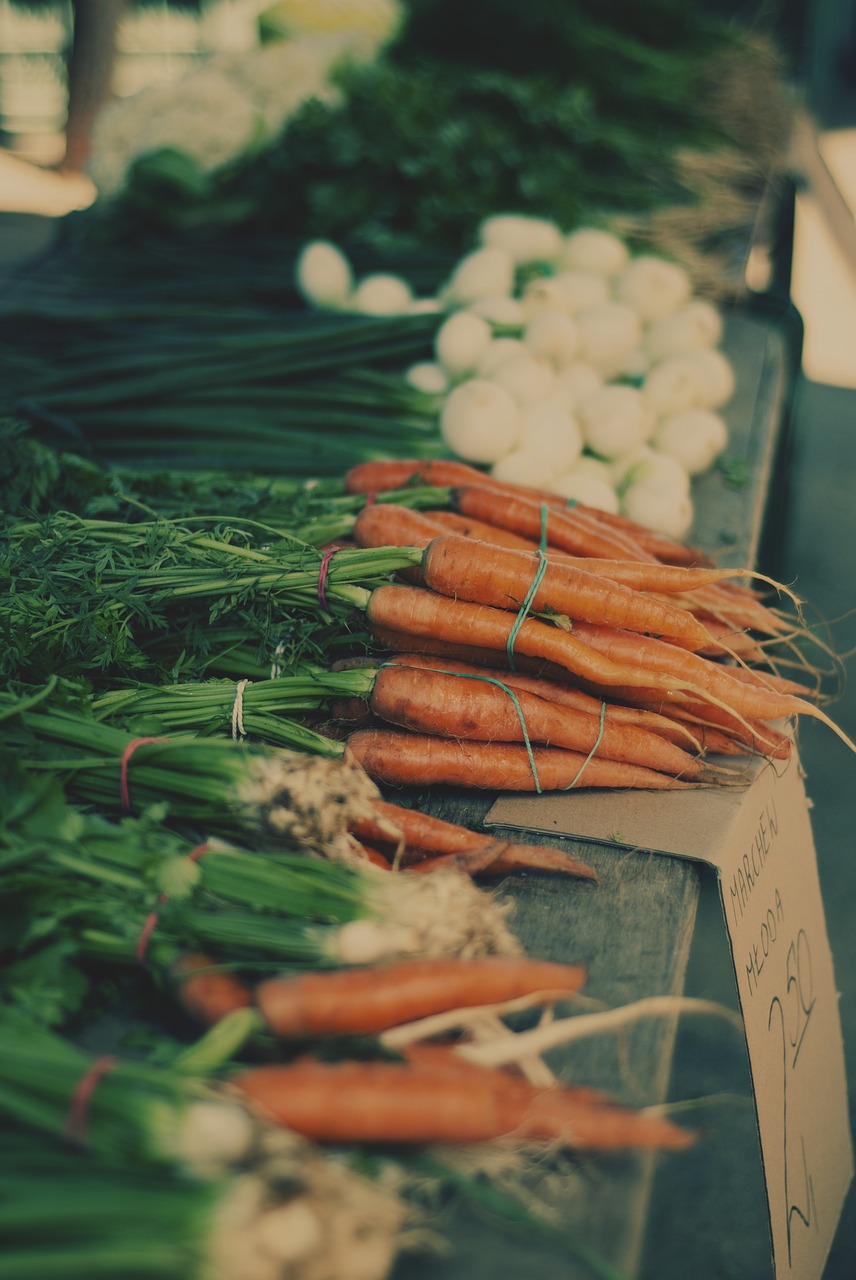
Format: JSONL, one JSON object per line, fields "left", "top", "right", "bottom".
{"left": 2, "top": 1, "right": 851, "bottom": 1277}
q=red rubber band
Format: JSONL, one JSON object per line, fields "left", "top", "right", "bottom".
{"left": 64, "top": 1055, "right": 117, "bottom": 1145}
{"left": 135, "top": 843, "right": 210, "bottom": 965}
{"left": 364, "top": 491, "right": 378, "bottom": 507}
{"left": 119, "top": 736, "right": 168, "bottom": 812}
{"left": 317, "top": 545, "right": 343, "bottom": 610}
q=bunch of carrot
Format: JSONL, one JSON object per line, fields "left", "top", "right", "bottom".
{"left": 315, "top": 456, "right": 850, "bottom": 791}
{"left": 5, "top": 444, "right": 844, "bottom": 1264}
{"left": 174, "top": 953, "right": 696, "bottom": 1154}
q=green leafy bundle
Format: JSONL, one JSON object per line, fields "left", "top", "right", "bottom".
{"left": 0, "top": 513, "right": 422, "bottom": 680}
{"left": 0, "top": 308, "right": 443, "bottom": 475}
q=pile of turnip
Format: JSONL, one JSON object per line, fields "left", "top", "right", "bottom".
{"left": 295, "top": 215, "right": 735, "bottom": 541}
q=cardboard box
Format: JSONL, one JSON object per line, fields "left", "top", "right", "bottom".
{"left": 486, "top": 749, "right": 852, "bottom": 1280}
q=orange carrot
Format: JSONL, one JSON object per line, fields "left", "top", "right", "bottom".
{"left": 350, "top": 506, "right": 739, "bottom": 618}
{"left": 421, "top": 533, "right": 716, "bottom": 650}
{"left": 674, "top": 583, "right": 795, "bottom": 635}
{"left": 425, "top": 509, "right": 540, "bottom": 550}
{"left": 453, "top": 484, "right": 658, "bottom": 562}
{"left": 567, "top": 622, "right": 811, "bottom": 723}
{"left": 345, "top": 458, "right": 485, "bottom": 492}
{"left": 365, "top": 584, "right": 720, "bottom": 704}
{"left": 718, "top": 662, "right": 816, "bottom": 699}
{"left": 355, "top": 842, "right": 394, "bottom": 869}
{"left": 654, "top": 705, "right": 794, "bottom": 759}
{"left": 347, "top": 729, "right": 696, "bottom": 791}
{"left": 345, "top": 458, "right": 710, "bottom": 566}
{"left": 173, "top": 953, "right": 254, "bottom": 1026}
{"left": 233, "top": 1056, "right": 695, "bottom": 1150}
{"left": 365, "top": 661, "right": 710, "bottom": 778}
{"left": 352, "top": 799, "right": 596, "bottom": 880}
{"left": 402, "top": 841, "right": 598, "bottom": 880}
{"left": 352, "top": 797, "right": 491, "bottom": 858}
{"left": 370, "top": 622, "right": 563, "bottom": 674}
{"left": 582, "top": 505, "right": 712, "bottom": 567}
{"left": 386, "top": 652, "right": 708, "bottom": 752}
{"left": 352, "top": 503, "right": 443, "bottom": 551}
{"left": 533, "top": 555, "right": 742, "bottom": 595}
{"left": 255, "top": 956, "right": 587, "bottom": 1038}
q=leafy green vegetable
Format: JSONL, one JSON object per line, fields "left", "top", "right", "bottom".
{"left": 0, "top": 512, "right": 421, "bottom": 680}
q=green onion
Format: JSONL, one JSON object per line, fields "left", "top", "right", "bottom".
{"left": 0, "top": 308, "right": 447, "bottom": 476}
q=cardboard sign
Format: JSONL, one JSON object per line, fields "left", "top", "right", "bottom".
{"left": 486, "top": 752, "right": 852, "bottom": 1280}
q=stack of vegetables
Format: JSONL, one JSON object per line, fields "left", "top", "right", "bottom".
{"left": 294, "top": 215, "right": 737, "bottom": 538}
{"left": 0, "top": 210, "right": 742, "bottom": 539}
{"left": 1, "top": 402, "right": 851, "bottom": 1276}
{"left": 0, "top": 7, "right": 821, "bottom": 1276}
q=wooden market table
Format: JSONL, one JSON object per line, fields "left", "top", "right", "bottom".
{"left": 392, "top": 298, "right": 804, "bottom": 1280}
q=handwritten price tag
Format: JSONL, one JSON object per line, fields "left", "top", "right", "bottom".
{"left": 488, "top": 748, "right": 852, "bottom": 1279}
{"left": 722, "top": 754, "right": 851, "bottom": 1280}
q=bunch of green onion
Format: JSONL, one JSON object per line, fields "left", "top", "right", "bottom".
{"left": 0, "top": 310, "right": 444, "bottom": 475}
{"left": 0, "top": 1010, "right": 408, "bottom": 1280}
{"left": 0, "top": 732, "right": 518, "bottom": 997}
{"left": 2, "top": 680, "right": 375, "bottom": 842}
{"left": 92, "top": 667, "right": 377, "bottom": 751}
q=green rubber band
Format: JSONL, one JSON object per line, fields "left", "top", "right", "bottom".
{"left": 381, "top": 662, "right": 541, "bottom": 793}
{"left": 564, "top": 701, "right": 607, "bottom": 790}
{"left": 505, "top": 503, "right": 551, "bottom": 672}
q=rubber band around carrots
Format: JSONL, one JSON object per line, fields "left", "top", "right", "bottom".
{"left": 135, "top": 842, "right": 210, "bottom": 964}
{"left": 64, "top": 1054, "right": 117, "bottom": 1145}
{"left": 119, "top": 736, "right": 168, "bottom": 812}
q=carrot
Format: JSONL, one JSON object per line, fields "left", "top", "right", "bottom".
{"left": 718, "top": 662, "right": 817, "bottom": 699}
{"left": 345, "top": 458, "right": 485, "bottom": 493}
{"left": 425, "top": 509, "right": 540, "bottom": 550}
{"left": 673, "top": 619, "right": 770, "bottom": 663}
{"left": 347, "top": 728, "right": 697, "bottom": 791}
{"left": 379, "top": 506, "right": 769, "bottom": 609}
{"left": 368, "top": 623, "right": 803, "bottom": 756}
{"left": 423, "top": 515, "right": 740, "bottom": 597}
{"left": 255, "top": 955, "right": 587, "bottom": 1038}
{"left": 369, "top": 626, "right": 788, "bottom": 757}
{"left": 352, "top": 797, "right": 493, "bottom": 858}
{"left": 385, "top": 653, "right": 706, "bottom": 750}
{"left": 652, "top": 703, "right": 794, "bottom": 759}
{"left": 581, "top": 506, "right": 712, "bottom": 567}
{"left": 345, "top": 458, "right": 710, "bottom": 566}
{"left": 402, "top": 841, "right": 598, "bottom": 881}
{"left": 370, "top": 622, "right": 561, "bottom": 674}
{"left": 232, "top": 1056, "right": 695, "bottom": 1150}
{"left": 365, "top": 584, "right": 726, "bottom": 705}
{"left": 533, "top": 556, "right": 744, "bottom": 595}
{"left": 173, "top": 953, "right": 254, "bottom": 1026}
{"left": 352, "top": 503, "right": 444, "bottom": 551}
{"left": 356, "top": 842, "right": 395, "bottom": 869}
{"left": 679, "top": 583, "right": 799, "bottom": 634}
{"left": 421, "top": 533, "right": 717, "bottom": 650}
{"left": 364, "top": 661, "right": 710, "bottom": 779}
{"left": 351, "top": 799, "right": 595, "bottom": 879}
{"left": 453, "top": 484, "right": 658, "bottom": 562}
{"left": 567, "top": 622, "right": 814, "bottom": 723}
